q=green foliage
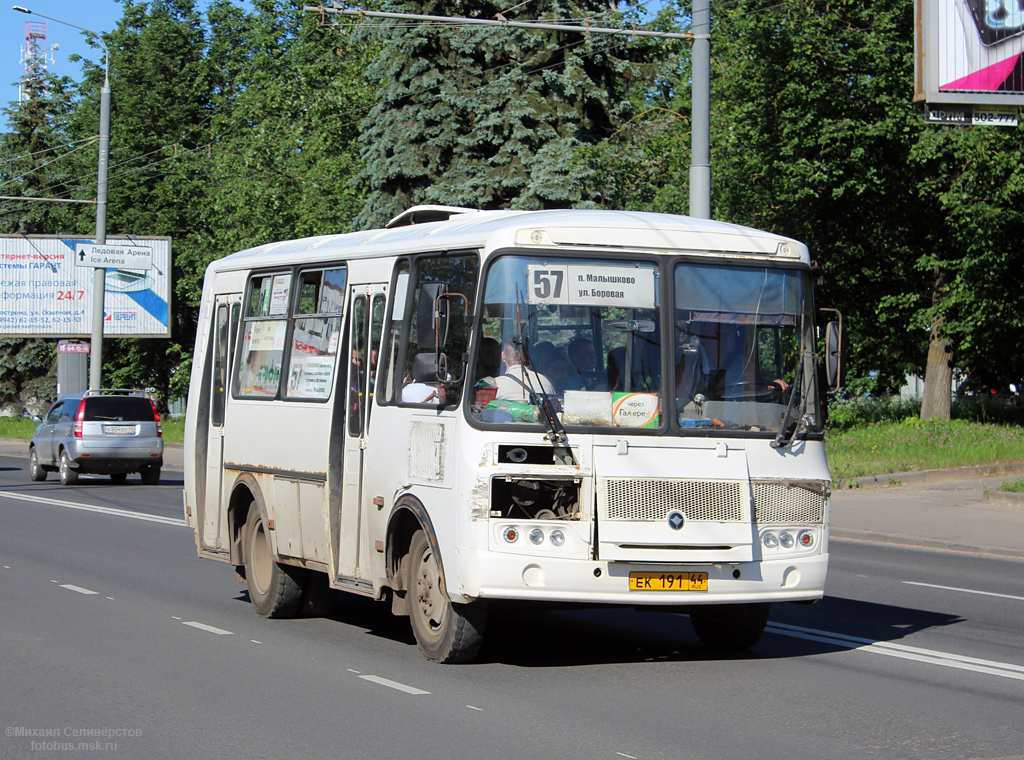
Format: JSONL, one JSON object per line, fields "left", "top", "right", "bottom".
{"left": 826, "top": 393, "right": 1024, "bottom": 432}
{"left": 826, "top": 417, "right": 1024, "bottom": 480}
{"left": 997, "top": 476, "right": 1024, "bottom": 493}
{"left": 352, "top": 0, "right": 668, "bottom": 227}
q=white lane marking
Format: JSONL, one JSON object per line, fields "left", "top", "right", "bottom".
{"left": 358, "top": 675, "right": 430, "bottom": 695}
{"left": 0, "top": 490, "right": 185, "bottom": 527}
{"left": 182, "top": 621, "right": 233, "bottom": 635}
{"left": 902, "top": 581, "right": 1024, "bottom": 602}
{"left": 467, "top": 705, "right": 483, "bottom": 711}
{"left": 767, "top": 622, "right": 1024, "bottom": 681}
{"left": 617, "top": 754, "right": 638, "bottom": 759}
{"left": 60, "top": 584, "right": 97, "bottom": 595}
{"left": 250, "top": 640, "right": 262, "bottom": 644}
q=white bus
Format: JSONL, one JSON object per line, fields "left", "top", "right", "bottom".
{"left": 183, "top": 206, "right": 842, "bottom": 663}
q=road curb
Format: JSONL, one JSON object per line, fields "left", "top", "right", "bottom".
{"left": 830, "top": 529, "right": 1024, "bottom": 561}
{"left": 983, "top": 489, "right": 1024, "bottom": 509}
{"left": 837, "top": 461, "right": 1024, "bottom": 490}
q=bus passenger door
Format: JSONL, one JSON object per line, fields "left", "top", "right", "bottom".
{"left": 202, "top": 295, "right": 238, "bottom": 551}
{"left": 338, "top": 284, "right": 387, "bottom": 578}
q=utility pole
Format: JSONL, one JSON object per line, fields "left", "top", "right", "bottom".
{"left": 14, "top": 6, "right": 111, "bottom": 389}
{"left": 304, "top": 4, "right": 712, "bottom": 218}
{"left": 689, "top": 0, "right": 711, "bottom": 219}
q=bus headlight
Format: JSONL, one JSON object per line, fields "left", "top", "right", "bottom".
{"left": 779, "top": 532, "right": 795, "bottom": 549}
{"left": 528, "top": 528, "right": 545, "bottom": 545}
{"left": 762, "top": 532, "right": 779, "bottom": 549}
{"left": 549, "top": 529, "right": 565, "bottom": 547}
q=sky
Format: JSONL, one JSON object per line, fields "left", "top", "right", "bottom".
{"left": 4, "top": 0, "right": 125, "bottom": 110}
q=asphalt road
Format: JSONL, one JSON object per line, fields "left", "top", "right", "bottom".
{"left": 1, "top": 453, "right": 1022, "bottom": 760}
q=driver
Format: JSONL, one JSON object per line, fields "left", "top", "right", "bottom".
{"left": 681, "top": 323, "right": 787, "bottom": 401}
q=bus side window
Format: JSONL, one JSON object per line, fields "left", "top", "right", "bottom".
{"left": 399, "top": 253, "right": 479, "bottom": 407}
{"left": 378, "top": 263, "right": 410, "bottom": 405}
{"left": 235, "top": 272, "right": 291, "bottom": 398}
{"left": 211, "top": 304, "right": 229, "bottom": 426}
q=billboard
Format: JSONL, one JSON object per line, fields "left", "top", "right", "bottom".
{"left": 0, "top": 235, "right": 172, "bottom": 338}
{"left": 916, "top": 0, "right": 1024, "bottom": 105}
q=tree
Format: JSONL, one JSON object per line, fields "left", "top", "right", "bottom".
{"left": 698, "top": 0, "right": 1024, "bottom": 417}
{"left": 0, "top": 72, "right": 82, "bottom": 410}
{"left": 351, "top": 0, "right": 664, "bottom": 228}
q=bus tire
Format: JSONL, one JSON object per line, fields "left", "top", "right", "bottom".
{"left": 243, "top": 505, "right": 304, "bottom": 619}
{"left": 689, "top": 602, "right": 770, "bottom": 652}
{"left": 29, "top": 447, "right": 47, "bottom": 481}
{"left": 407, "top": 529, "right": 486, "bottom": 663}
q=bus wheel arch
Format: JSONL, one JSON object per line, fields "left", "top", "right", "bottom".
{"left": 384, "top": 496, "right": 436, "bottom": 614}
{"left": 386, "top": 495, "right": 487, "bottom": 663}
{"left": 227, "top": 473, "right": 264, "bottom": 568}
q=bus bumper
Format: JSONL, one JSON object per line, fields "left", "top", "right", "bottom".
{"left": 455, "top": 550, "right": 828, "bottom": 606}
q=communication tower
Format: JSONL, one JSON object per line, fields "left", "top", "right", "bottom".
{"left": 18, "top": 20, "right": 56, "bottom": 102}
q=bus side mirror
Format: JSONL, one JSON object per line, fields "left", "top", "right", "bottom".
{"left": 825, "top": 320, "right": 845, "bottom": 389}
{"left": 417, "top": 282, "right": 449, "bottom": 351}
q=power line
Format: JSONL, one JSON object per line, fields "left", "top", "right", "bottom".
{"left": 305, "top": 5, "right": 696, "bottom": 40}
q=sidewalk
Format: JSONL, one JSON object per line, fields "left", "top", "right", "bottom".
{"left": 830, "top": 466, "right": 1024, "bottom": 560}
{"left": 1, "top": 438, "right": 1021, "bottom": 558}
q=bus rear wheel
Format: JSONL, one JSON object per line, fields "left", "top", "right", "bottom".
{"left": 243, "top": 505, "right": 304, "bottom": 619}
{"left": 407, "top": 529, "right": 486, "bottom": 663}
{"left": 689, "top": 603, "right": 771, "bottom": 652}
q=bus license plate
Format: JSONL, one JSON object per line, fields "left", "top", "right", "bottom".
{"left": 629, "top": 571, "right": 708, "bottom": 591}
{"left": 104, "top": 425, "right": 135, "bottom": 435}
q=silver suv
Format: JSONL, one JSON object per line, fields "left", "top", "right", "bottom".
{"left": 29, "top": 390, "right": 164, "bottom": 485}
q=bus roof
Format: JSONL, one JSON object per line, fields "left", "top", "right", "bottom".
{"left": 206, "top": 208, "right": 810, "bottom": 273}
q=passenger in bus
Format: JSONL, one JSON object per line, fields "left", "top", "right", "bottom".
{"left": 402, "top": 352, "right": 443, "bottom": 404}
{"left": 606, "top": 347, "right": 626, "bottom": 392}
{"left": 475, "top": 337, "right": 502, "bottom": 386}
{"left": 564, "top": 337, "right": 598, "bottom": 391}
{"left": 495, "top": 338, "right": 555, "bottom": 401}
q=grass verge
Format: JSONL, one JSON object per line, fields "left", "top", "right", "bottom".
{"left": 825, "top": 417, "right": 1024, "bottom": 481}
{"left": 0, "top": 415, "right": 185, "bottom": 444}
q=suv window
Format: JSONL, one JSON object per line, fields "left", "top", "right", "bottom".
{"left": 45, "top": 403, "right": 65, "bottom": 425}
{"left": 83, "top": 397, "right": 155, "bottom": 422}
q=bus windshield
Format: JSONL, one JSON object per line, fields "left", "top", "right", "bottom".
{"left": 469, "top": 254, "right": 821, "bottom": 436}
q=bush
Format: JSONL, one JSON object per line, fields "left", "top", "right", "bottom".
{"left": 827, "top": 393, "right": 1024, "bottom": 432}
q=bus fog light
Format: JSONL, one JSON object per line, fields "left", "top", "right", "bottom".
{"left": 779, "top": 532, "right": 795, "bottom": 549}
{"left": 798, "top": 530, "right": 814, "bottom": 548}
{"left": 549, "top": 529, "right": 565, "bottom": 547}
{"left": 529, "top": 528, "right": 544, "bottom": 545}
{"left": 503, "top": 526, "right": 520, "bottom": 543}
{"left": 762, "top": 532, "right": 779, "bottom": 549}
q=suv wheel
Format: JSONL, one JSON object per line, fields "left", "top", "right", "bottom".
{"left": 141, "top": 466, "right": 160, "bottom": 486}
{"left": 59, "top": 450, "right": 79, "bottom": 485}
{"left": 29, "top": 448, "right": 47, "bottom": 482}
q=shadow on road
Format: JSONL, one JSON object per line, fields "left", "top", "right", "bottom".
{"left": 231, "top": 585, "right": 965, "bottom": 666}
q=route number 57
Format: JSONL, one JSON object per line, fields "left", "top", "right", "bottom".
{"left": 531, "top": 268, "right": 564, "bottom": 301}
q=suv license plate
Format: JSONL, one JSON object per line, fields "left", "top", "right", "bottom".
{"left": 629, "top": 571, "right": 708, "bottom": 591}
{"left": 104, "top": 425, "right": 136, "bottom": 435}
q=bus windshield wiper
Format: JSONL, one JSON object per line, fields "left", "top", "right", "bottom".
{"left": 771, "top": 351, "right": 807, "bottom": 449}
{"left": 509, "top": 335, "right": 576, "bottom": 465}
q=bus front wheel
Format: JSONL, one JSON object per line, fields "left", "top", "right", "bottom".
{"left": 407, "top": 529, "right": 486, "bottom": 663}
{"left": 243, "top": 505, "right": 304, "bottom": 619}
{"left": 689, "top": 603, "right": 770, "bottom": 652}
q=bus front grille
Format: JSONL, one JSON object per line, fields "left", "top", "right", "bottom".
{"left": 600, "top": 479, "right": 745, "bottom": 522}
{"left": 751, "top": 481, "right": 826, "bottom": 524}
